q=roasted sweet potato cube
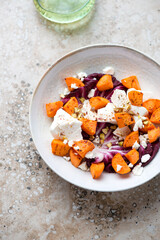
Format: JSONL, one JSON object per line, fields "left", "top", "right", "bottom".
{"left": 148, "top": 128, "right": 160, "bottom": 143}
{"left": 115, "top": 112, "right": 135, "bottom": 128}
{"left": 90, "top": 162, "right": 105, "bottom": 179}
{"left": 70, "top": 148, "right": 83, "bottom": 168}
{"left": 51, "top": 139, "right": 70, "bottom": 156}
{"left": 96, "top": 75, "right": 113, "bottom": 91}
{"left": 123, "top": 131, "right": 139, "bottom": 148}
{"left": 63, "top": 97, "right": 78, "bottom": 115}
{"left": 72, "top": 140, "right": 95, "bottom": 158}
{"left": 121, "top": 76, "right": 141, "bottom": 90}
{"left": 125, "top": 149, "right": 139, "bottom": 165}
{"left": 128, "top": 90, "right": 143, "bottom": 106}
{"left": 65, "top": 77, "right": 84, "bottom": 91}
{"left": 80, "top": 118, "right": 97, "bottom": 136}
{"left": 112, "top": 153, "right": 131, "bottom": 174}
{"left": 89, "top": 97, "right": 109, "bottom": 110}
{"left": 46, "top": 101, "right": 63, "bottom": 117}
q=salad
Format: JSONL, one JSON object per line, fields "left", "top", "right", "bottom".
{"left": 45, "top": 67, "right": 160, "bottom": 179}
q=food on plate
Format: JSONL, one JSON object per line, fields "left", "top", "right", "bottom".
{"left": 121, "top": 76, "right": 141, "bottom": 90}
{"left": 46, "top": 69, "right": 160, "bottom": 179}
{"left": 63, "top": 97, "right": 78, "bottom": 115}
{"left": 46, "top": 101, "right": 63, "bottom": 117}
{"left": 90, "top": 162, "right": 105, "bottom": 179}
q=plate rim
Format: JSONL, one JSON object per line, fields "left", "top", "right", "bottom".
{"left": 29, "top": 44, "right": 160, "bottom": 192}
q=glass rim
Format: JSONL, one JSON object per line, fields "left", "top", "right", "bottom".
{"left": 37, "top": 0, "right": 91, "bottom": 15}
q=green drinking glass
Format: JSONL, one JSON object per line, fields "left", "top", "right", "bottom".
{"left": 33, "top": 0, "right": 95, "bottom": 23}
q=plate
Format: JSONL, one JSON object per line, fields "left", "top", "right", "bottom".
{"left": 29, "top": 45, "right": 160, "bottom": 192}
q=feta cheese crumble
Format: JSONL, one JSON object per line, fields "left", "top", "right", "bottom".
{"left": 71, "top": 83, "right": 78, "bottom": 89}
{"left": 63, "top": 139, "right": 68, "bottom": 144}
{"left": 141, "top": 154, "right": 150, "bottom": 163}
{"left": 50, "top": 109, "right": 82, "bottom": 141}
{"left": 68, "top": 140, "right": 74, "bottom": 147}
{"left": 97, "top": 103, "right": 117, "bottom": 124}
{"left": 63, "top": 87, "right": 70, "bottom": 96}
{"left": 139, "top": 134, "right": 148, "bottom": 149}
{"left": 102, "top": 66, "right": 115, "bottom": 75}
{"left": 128, "top": 163, "right": 133, "bottom": 168}
{"left": 132, "top": 163, "right": 144, "bottom": 176}
{"left": 85, "top": 147, "right": 104, "bottom": 161}
{"left": 88, "top": 88, "right": 96, "bottom": 98}
{"left": 133, "top": 117, "right": 144, "bottom": 131}
{"left": 74, "top": 146, "right": 80, "bottom": 150}
{"left": 111, "top": 89, "right": 129, "bottom": 110}
{"left": 78, "top": 162, "right": 89, "bottom": 171}
{"left": 117, "top": 164, "right": 122, "bottom": 172}
{"left": 128, "top": 105, "right": 148, "bottom": 116}
{"left": 113, "top": 126, "right": 131, "bottom": 140}
{"left": 63, "top": 156, "right": 70, "bottom": 161}
{"left": 77, "top": 72, "right": 87, "bottom": 81}
{"left": 132, "top": 141, "right": 140, "bottom": 150}
{"left": 81, "top": 100, "right": 97, "bottom": 120}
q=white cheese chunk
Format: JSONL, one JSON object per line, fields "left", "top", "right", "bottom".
{"left": 77, "top": 72, "right": 87, "bottom": 81}
{"left": 63, "top": 139, "right": 68, "bottom": 144}
{"left": 71, "top": 83, "right": 78, "bottom": 89}
{"left": 78, "top": 162, "right": 89, "bottom": 171}
{"left": 113, "top": 126, "right": 131, "bottom": 140}
{"left": 139, "top": 134, "right": 148, "bottom": 149}
{"left": 133, "top": 118, "right": 143, "bottom": 131}
{"left": 85, "top": 147, "right": 104, "bottom": 161}
{"left": 102, "top": 66, "right": 115, "bottom": 75}
{"left": 132, "top": 141, "right": 140, "bottom": 150}
{"left": 128, "top": 105, "right": 148, "bottom": 116}
{"left": 117, "top": 164, "right": 122, "bottom": 172}
{"left": 111, "top": 89, "right": 129, "bottom": 109}
{"left": 132, "top": 163, "right": 144, "bottom": 176}
{"left": 141, "top": 154, "right": 150, "bottom": 163}
{"left": 63, "top": 87, "right": 70, "bottom": 96}
{"left": 128, "top": 163, "right": 133, "bottom": 168}
{"left": 68, "top": 140, "right": 74, "bottom": 147}
{"left": 50, "top": 109, "right": 82, "bottom": 141}
{"left": 63, "top": 156, "right": 70, "bottom": 161}
{"left": 97, "top": 103, "right": 117, "bottom": 124}
{"left": 81, "top": 100, "right": 97, "bottom": 120}
{"left": 74, "top": 146, "right": 80, "bottom": 150}
{"left": 88, "top": 88, "right": 96, "bottom": 98}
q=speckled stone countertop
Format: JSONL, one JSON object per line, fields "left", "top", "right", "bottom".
{"left": 0, "top": 1, "right": 160, "bottom": 239}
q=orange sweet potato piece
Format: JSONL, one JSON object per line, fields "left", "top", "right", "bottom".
{"left": 46, "top": 101, "right": 63, "bottom": 117}
{"left": 72, "top": 140, "right": 95, "bottom": 158}
{"left": 112, "top": 153, "right": 131, "bottom": 174}
{"left": 140, "top": 117, "right": 155, "bottom": 133}
{"left": 153, "top": 100, "right": 160, "bottom": 112}
{"left": 142, "top": 99, "right": 156, "bottom": 113}
{"left": 123, "top": 131, "right": 139, "bottom": 148}
{"left": 121, "top": 76, "right": 141, "bottom": 90}
{"left": 63, "top": 97, "right": 78, "bottom": 115}
{"left": 89, "top": 97, "right": 109, "bottom": 110}
{"left": 65, "top": 77, "right": 84, "bottom": 91}
{"left": 96, "top": 75, "right": 113, "bottom": 91}
{"left": 150, "top": 108, "right": 160, "bottom": 124}
{"left": 128, "top": 91, "right": 143, "bottom": 106}
{"left": 51, "top": 139, "right": 70, "bottom": 156}
{"left": 125, "top": 149, "right": 139, "bottom": 165}
{"left": 115, "top": 112, "right": 135, "bottom": 128}
{"left": 148, "top": 127, "right": 160, "bottom": 143}
{"left": 90, "top": 162, "right": 105, "bottom": 179}
{"left": 70, "top": 148, "right": 83, "bottom": 168}
{"left": 80, "top": 118, "right": 97, "bottom": 136}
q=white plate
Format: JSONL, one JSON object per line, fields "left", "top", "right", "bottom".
{"left": 29, "top": 45, "right": 160, "bottom": 192}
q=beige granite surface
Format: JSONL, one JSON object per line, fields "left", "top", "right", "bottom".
{"left": 0, "top": 0, "right": 160, "bottom": 239}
